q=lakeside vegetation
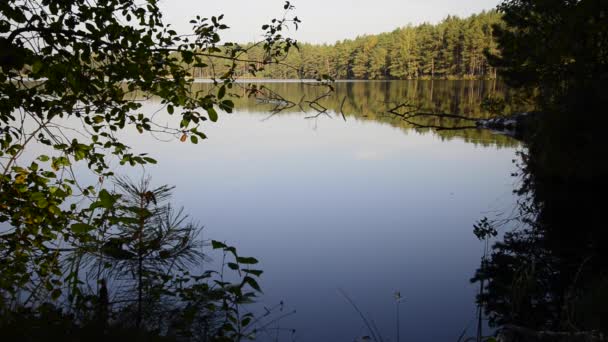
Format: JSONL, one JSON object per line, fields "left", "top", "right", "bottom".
{"left": 0, "top": 0, "right": 300, "bottom": 339}
{"left": 1, "top": 0, "right": 606, "bottom": 340}
{"left": 191, "top": 11, "right": 503, "bottom": 80}
{"left": 469, "top": 0, "right": 607, "bottom": 340}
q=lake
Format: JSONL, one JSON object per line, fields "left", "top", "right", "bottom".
{"left": 116, "top": 80, "right": 524, "bottom": 341}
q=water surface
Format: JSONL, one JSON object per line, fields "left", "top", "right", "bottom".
{"left": 121, "top": 81, "right": 522, "bottom": 341}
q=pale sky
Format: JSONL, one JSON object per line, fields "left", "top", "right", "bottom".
{"left": 158, "top": 0, "right": 502, "bottom": 44}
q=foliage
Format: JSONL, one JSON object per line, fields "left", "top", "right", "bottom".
{"left": 489, "top": 0, "right": 608, "bottom": 98}
{"left": 0, "top": 0, "right": 299, "bottom": 306}
{"left": 472, "top": 0, "right": 608, "bottom": 337}
{"left": 76, "top": 177, "right": 206, "bottom": 330}
{"left": 473, "top": 217, "right": 497, "bottom": 241}
{"left": 1, "top": 175, "right": 268, "bottom": 340}
{"left": 200, "top": 11, "right": 504, "bottom": 80}
{"left": 0, "top": 1, "right": 304, "bottom": 340}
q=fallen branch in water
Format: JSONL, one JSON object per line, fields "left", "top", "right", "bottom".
{"left": 339, "top": 96, "right": 347, "bottom": 121}
{"left": 304, "top": 92, "right": 331, "bottom": 114}
{"left": 386, "top": 103, "right": 479, "bottom": 131}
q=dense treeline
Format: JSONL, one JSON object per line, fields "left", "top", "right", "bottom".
{"left": 191, "top": 11, "right": 503, "bottom": 80}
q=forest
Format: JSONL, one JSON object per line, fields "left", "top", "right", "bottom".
{"left": 190, "top": 11, "right": 503, "bottom": 80}
{"left": 1, "top": 0, "right": 607, "bottom": 341}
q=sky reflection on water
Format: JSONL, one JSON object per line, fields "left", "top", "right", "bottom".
{"left": 111, "top": 104, "right": 520, "bottom": 341}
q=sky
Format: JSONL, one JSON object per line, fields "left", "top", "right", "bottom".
{"left": 158, "top": 0, "right": 503, "bottom": 45}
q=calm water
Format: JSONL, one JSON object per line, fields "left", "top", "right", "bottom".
{"left": 116, "top": 81, "right": 522, "bottom": 341}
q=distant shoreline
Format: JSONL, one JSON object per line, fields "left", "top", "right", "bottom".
{"left": 190, "top": 78, "right": 500, "bottom": 83}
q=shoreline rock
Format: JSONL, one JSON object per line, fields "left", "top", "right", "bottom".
{"left": 476, "top": 112, "right": 537, "bottom": 140}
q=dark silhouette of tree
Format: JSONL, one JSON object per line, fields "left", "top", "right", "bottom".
{"left": 472, "top": 1, "right": 608, "bottom": 339}
{"left": 0, "top": 0, "right": 298, "bottom": 305}
{"left": 0, "top": 0, "right": 297, "bottom": 340}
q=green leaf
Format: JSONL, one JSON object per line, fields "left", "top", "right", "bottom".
{"left": 244, "top": 276, "right": 262, "bottom": 292}
{"left": 207, "top": 107, "right": 218, "bottom": 122}
{"left": 71, "top": 223, "right": 96, "bottom": 233}
{"left": 181, "top": 50, "right": 194, "bottom": 64}
{"left": 220, "top": 99, "right": 234, "bottom": 113}
{"left": 211, "top": 240, "right": 227, "bottom": 249}
{"left": 32, "top": 60, "right": 43, "bottom": 74}
{"left": 51, "top": 288, "right": 62, "bottom": 300}
{"left": 167, "top": 104, "right": 174, "bottom": 114}
{"left": 98, "top": 189, "right": 116, "bottom": 208}
{"left": 237, "top": 256, "right": 258, "bottom": 265}
{"left": 226, "top": 246, "right": 237, "bottom": 256}
{"left": 143, "top": 157, "right": 157, "bottom": 164}
{"left": 85, "top": 23, "right": 96, "bottom": 32}
{"left": 241, "top": 316, "right": 252, "bottom": 327}
{"left": 36, "top": 198, "right": 48, "bottom": 208}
